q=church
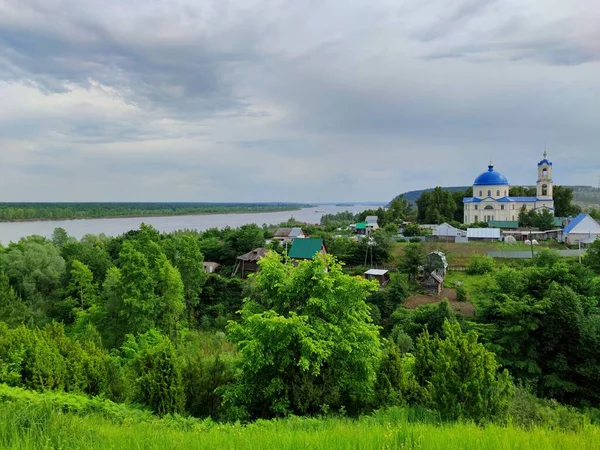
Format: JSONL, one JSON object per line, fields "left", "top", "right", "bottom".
{"left": 463, "top": 153, "right": 555, "bottom": 225}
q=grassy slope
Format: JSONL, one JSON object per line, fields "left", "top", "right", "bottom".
{"left": 1, "top": 385, "right": 598, "bottom": 450}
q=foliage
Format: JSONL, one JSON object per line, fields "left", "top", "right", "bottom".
{"left": 455, "top": 284, "right": 468, "bottom": 302}
{"left": 584, "top": 240, "right": 600, "bottom": 273}
{"left": 402, "top": 222, "right": 421, "bottom": 237}
{"left": 225, "top": 252, "right": 381, "bottom": 419}
{"left": 399, "top": 243, "right": 425, "bottom": 280}
{"left": 415, "top": 187, "right": 457, "bottom": 224}
{"left": 553, "top": 186, "right": 582, "bottom": 218}
{"left": 414, "top": 320, "right": 514, "bottom": 422}
{"left": 466, "top": 254, "right": 494, "bottom": 275}
{"left": 518, "top": 207, "right": 555, "bottom": 231}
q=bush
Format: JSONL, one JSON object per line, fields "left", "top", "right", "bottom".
{"left": 409, "top": 238, "right": 421, "bottom": 243}
{"left": 455, "top": 284, "right": 468, "bottom": 302}
{"left": 466, "top": 255, "right": 494, "bottom": 275}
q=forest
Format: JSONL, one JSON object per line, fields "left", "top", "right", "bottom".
{"left": 0, "top": 202, "right": 304, "bottom": 222}
{"left": 0, "top": 221, "right": 600, "bottom": 448}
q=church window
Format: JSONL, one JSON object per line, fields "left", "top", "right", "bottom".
{"left": 501, "top": 205, "right": 505, "bottom": 210}
{"left": 542, "top": 168, "right": 548, "bottom": 178}
{"left": 474, "top": 205, "right": 478, "bottom": 210}
{"left": 504, "top": 190, "right": 507, "bottom": 196}
{"left": 479, "top": 190, "right": 482, "bottom": 197}
{"left": 474, "top": 215, "right": 478, "bottom": 222}
{"left": 484, "top": 205, "right": 494, "bottom": 210}
{"left": 496, "top": 190, "right": 500, "bottom": 196}
{"left": 542, "top": 184, "right": 548, "bottom": 196}
{"left": 487, "top": 190, "right": 492, "bottom": 197}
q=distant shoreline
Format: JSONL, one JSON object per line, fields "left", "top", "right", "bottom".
{"left": 0, "top": 207, "right": 303, "bottom": 224}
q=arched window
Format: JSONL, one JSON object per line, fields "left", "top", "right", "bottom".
{"left": 479, "top": 190, "right": 482, "bottom": 197}
{"left": 496, "top": 190, "right": 500, "bottom": 196}
{"left": 542, "top": 184, "right": 548, "bottom": 196}
{"left": 484, "top": 205, "right": 494, "bottom": 210}
{"left": 487, "top": 190, "right": 492, "bottom": 197}
{"left": 504, "top": 190, "right": 507, "bottom": 196}
{"left": 542, "top": 168, "right": 548, "bottom": 178}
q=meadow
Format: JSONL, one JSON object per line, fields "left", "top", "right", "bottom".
{"left": 1, "top": 390, "right": 598, "bottom": 450}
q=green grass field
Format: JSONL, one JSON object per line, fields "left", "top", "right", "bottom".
{"left": 1, "top": 385, "right": 598, "bottom": 450}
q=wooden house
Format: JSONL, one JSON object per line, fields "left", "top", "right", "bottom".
{"left": 232, "top": 248, "right": 268, "bottom": 278}
{"left": 273, "top": 227, "right": 306, "bottom": 244}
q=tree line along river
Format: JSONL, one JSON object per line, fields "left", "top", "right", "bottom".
{"left": 0, "top": 205, "right": 376, "bottom": 245}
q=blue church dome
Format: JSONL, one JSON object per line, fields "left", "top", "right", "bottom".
{"left": 473, "top": 165, "right": 509, "bottom": 186}
{"left": 538, "top": 151, "right": 552, "bottom": 166}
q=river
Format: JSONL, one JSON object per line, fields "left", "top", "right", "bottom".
{"left": 0, "top": 204, "right": 380, "bottom": 245}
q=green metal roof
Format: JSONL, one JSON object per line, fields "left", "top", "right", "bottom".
{"left": 355, "top": 222, "right": 367, "bottom": 229}
{"left": 288, "top": 238, "right": 324, "bottom": 259}
{"left": 488, "top": 220, "right": 519, "bottom": 229}
{"left": 553, "top": 217, "right": 566, "bottom": 227}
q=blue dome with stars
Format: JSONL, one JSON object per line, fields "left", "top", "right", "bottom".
{"left": 473, "top": 164, "right": 509, "bottom": 186}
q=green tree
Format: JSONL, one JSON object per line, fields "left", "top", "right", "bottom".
{"left": 553, "top": 186, "right": 582, "bottom": 217}
{"left": 414, "top": 320, "right": 513, "bottom": 422}
{"left": 225, "top": 252, "right": 381, "bottom": 419}
{"left": 385, "top": 195, "right": 413, "bottom": 224}
{"left": 510, "top": 186, "right": 537, "bottom": 197}
{"left": 415, "top": 187, "right": 456, "bottom": 224}
{"left": 0, "top": 270, "right": 31, "bottom": 326}
{"left": 584, "top": 240, "right": 600, "bottom": 273}
{"left": 67, "top": 260, "right": 98, "bottom": 309}
{"left": 122, "top": 330, "right": 185, "bottom": 416}
{"left": 399, "top": 243, "right": 425, "bottom": 281}
{"left": 532, "top": 209, "right": 555, "bottom": 231}
{"left": 402, "top": 222, "right": 421, "bottom": 237}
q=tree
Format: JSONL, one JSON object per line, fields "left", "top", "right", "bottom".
{"left": 399, "top": 243, "right": 425, "bottom": 281}
{"left": 518, "top": 206, "right": 534, "bottom": 228}
{"left": 532, "top": 209, "right": 555, "bottom": 231}
{"left": 584, "top": 240, "right": 600, "bottom": 273}
{"left": 414, "top": 320, "right": 513, "bottom": 422}
{"left": 553, "top": 186, "right": 582, "bottom": 217}
{"left": 402, "top": 222, "right": 421, "bottom": 237}
{"left": 67, "top": 260, "right": 98, "bottom": 309}
{"left": 225, "top": 252, "right": 381, "bottom": 419}
{"left": 0, "top": 270, "right": 31, "bottom": 326}
{"left": 122, "top": 330, "right": 185, "bottom": 416}
{"left": 415, "top": 187, "right": 457, "bottom": 224}
{"left": 386, "top": 195, "right": 413, "bottom": 224}
{"left": 51, "top": 227, "right": 72, "bottom": 248}
{"left": 509, "top": 186, "right": 537, "bottom": 197}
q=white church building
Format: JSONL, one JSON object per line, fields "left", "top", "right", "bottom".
{"left": 463, "top": 153, "right": 555, "bottom": 225}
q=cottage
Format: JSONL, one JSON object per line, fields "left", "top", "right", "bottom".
{"left": 364, "top": 269, "right": 390, "bottom": 286}
{"left": 202, "top": 262, "right": 220, "bottom": 274}
{"left": 365, "top": 215, "right": 379, "bottom": 226}
{"left": 232, "top": 248, "right": 268, "bottom": 278}
{"left": 273, "top": 227, "right": 306, "bottom": 243}
{"left": 353, "top": 222, "right": 378, "bottom": 236}
{"left": 288, "top": 238, "right": 327, "bottom": 260}
{"left": 560, "top": 213, "right": 600, "bottom": 245}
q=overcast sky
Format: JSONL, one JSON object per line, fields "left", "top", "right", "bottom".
{"left": 1, "top": 0, "right": 599, "bottom": 202}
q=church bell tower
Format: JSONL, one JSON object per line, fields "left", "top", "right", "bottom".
{"left": 537, "top": 151, "right": 553, "bottom": 199}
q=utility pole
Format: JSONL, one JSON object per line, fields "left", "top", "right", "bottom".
{"left": 529, "top": 228, "right": 534, "bottom": 258}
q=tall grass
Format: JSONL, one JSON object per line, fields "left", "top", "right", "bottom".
{"left": 0, "top": 390, "right": 598, "bottom": 450}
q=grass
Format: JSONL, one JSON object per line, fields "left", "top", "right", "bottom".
{"left": 1, "top": 385, "right": 598, "bottom": 450}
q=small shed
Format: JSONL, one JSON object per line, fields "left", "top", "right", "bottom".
{"left": 288, "top": 238, "right": 327, "bottom": 260}
{"left": 232, "top": 248, "right": 268, "bottom": 278}
{"left": 488, "top": 220, "right": 519, "bottom": 230}
{"left": 273, "top": 227, "right": 306, "bottom": 243}
{"left": 424, "top": 272, "right": 444, "bottom": 295}
{"left": 467, "top": 228, "right": 502, "bottom": 241}
{"left": 364, "top": 269, "right": 390, "bottom": 286}
{"left": 203, "top": 262, "right": 220, "bottom": 274}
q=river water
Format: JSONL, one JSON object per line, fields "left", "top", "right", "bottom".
{"left": 0, "top": 204, "right": 379, "bottom": 245}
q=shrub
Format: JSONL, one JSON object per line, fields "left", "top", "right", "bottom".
{"left": 409, "top": 237, "right": 421, "bottom": 243}
{"left": 455, "top": 284, "right": 468, "bottom": 302}
{"left": 466, "top": 255, "right": 494, "bottom": 275}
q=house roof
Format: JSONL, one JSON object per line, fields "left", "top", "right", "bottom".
{"left": 274, "top": 227, "right": 293, "bottom": 237}
{"left": 355, "top": 222, "right": 367, "bottom": 230}
{"left": 365, "top": 269, "right": 389, "bottom": 276}
{"left": 429, "top": 272, "right": 444, "bottom": 284}
{"left": 464, "top": 196, "right": 541, "bottom": 203}
{"left": 289, "top": 227, "right": 304, "bottom": 238}
{"left": 236, "top": 248, "right": 269, "bottom": 262}
{"left": 365, "top": 216, "right": 379, "bottom": 224}
{"left": 563, "top": 213, "right": 600, "bottom": 234}
{"left": 288, "top": 238, "right": 325, "bottom": 259}
{"left": 433, "top": 223, "right": 466, "bottom": 237}
{"left": 488, "top": 220, "right": 519, "bottom": 229}
{"left": 428, "top": 251, "right": 448, "bottom": 269}
{"left": 467, "top": 228, "right": 501, "bottom": 239}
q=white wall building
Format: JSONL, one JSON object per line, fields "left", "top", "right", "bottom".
{"left": 463, "top": 153, "right": 555, "bottom": 225}
{"left": 560, "top": 214, "right": 600, "bottom": 245}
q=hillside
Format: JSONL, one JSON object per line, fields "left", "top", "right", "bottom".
{"left": 399, "top": 185, "right": 600, "bottom": 207}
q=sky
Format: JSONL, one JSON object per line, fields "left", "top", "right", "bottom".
{"left": 1, "top": 0, "right": 599, "bottom": 203}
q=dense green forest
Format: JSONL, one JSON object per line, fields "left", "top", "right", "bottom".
{"left": 1, "top": 222, "right": 599, "bottom": 448}
{"left": 0, "top": 202, "right": 305, "bottom": 222}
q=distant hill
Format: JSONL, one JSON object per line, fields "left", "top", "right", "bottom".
{"left": 397, "top": 185, "right": 600, "bottom": 207}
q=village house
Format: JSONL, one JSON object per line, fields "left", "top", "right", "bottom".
{"left": 463, "top": 153, "right": 555, "bottom": 225}
{"left": 364, "top": 269, "right": 390, "bottom": 286}
{"left": 560, "top": 213, "right": 600, "bottom": 245}
{"left": 232, "top": 248, "right": 268, "bottom": 278}
{"left": 272, "top": 227, "right": 306, "bottom": 244}
{"left": 432, "top": 223, "right": 466, "bottom": 242}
